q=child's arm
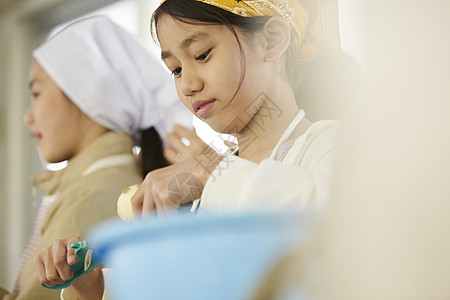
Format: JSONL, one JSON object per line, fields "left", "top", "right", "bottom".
{"left": 131, "top": 148, "right": 223, "bottom": 217}
{"left": 131, "top": 126, "right": 336, "bottom": 215}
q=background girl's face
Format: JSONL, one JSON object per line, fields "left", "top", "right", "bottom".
{"left": 25, "top": 62, "right": 94, "bottom": 163}
{"left": 157, "top": 15, "right": 270, "bottom": 134}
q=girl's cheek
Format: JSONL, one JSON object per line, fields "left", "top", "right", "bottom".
{"left": 175, "top": 88, "right": 193, "bottom": 112}
{"left": 175, "top": 85, "right": 184, "bottom": 102}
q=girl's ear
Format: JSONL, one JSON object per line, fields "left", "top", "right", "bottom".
{"left": 262, "top": 16, "right": 291, "bottom": 62}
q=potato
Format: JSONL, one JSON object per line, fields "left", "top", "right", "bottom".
{"left": 117, "top": 184, "right": 139, "bottom": 222}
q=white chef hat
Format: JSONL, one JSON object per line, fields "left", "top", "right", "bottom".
{"left": 33, "top": 15, "right": 192, "bottom": 138}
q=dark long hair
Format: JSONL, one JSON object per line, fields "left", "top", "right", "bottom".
{"left": 139, "top": 127, "right": 169, "bottom": 177}
{"left": 152, "top": 0, "right": 359, "bottom": 121}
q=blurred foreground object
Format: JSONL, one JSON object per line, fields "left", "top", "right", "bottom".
{"left": 319, "top": 0, "right": 450, "bottom": 299}
{"left": 88, "top": 212, "right": 310, "bottom": 300}
{"left": 251, "top": 1, "right": 450, "bottom": 299}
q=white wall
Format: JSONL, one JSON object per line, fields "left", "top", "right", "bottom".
{"left": 0, "top": 5, "right": 40, "bottom": 288}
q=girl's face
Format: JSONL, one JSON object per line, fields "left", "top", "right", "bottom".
{"left": 158, "top": 15, "right": 270, "bottom": 134}
{"left": 25, "top": 62, "right": 96, "bottom": 163}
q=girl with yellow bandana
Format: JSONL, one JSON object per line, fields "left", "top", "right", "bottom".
{"left": 131, "top": 0, "right": 344, "bottom": 215}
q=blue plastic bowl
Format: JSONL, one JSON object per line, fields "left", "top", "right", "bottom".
{"left": 88, "top": 212, "right": 308, "bottom": 300}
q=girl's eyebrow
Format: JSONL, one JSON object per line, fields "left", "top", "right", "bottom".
{"left": 179, "top": 32, "right": 209, "bottom": 49}
{"left": 29, "top": 79, "right": 38, "bottom": 89}
{"left": 161, "top": 32, "right": 210, "bottom": 60}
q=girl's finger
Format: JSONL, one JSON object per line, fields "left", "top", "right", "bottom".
{"left": 176, "top": 126, "right": 207, "bottom": 149}
{"left": 66, "top": 235, "right": 82, "bottom": 265}
{"left": 53, "top": 240, "right": 73, "bottom": 281}
{"left": 153, "top": 182, "right": 177, "bottom": 216}
{"left": 151, "top": 187, "right": 164, "bottom": 215}
{"left": 161, "top": 192, "right": 179, "bottom": 215}
{"left": 131, "top": 183, "right": 145, "bottom": 218}
{"left": 142, "top": 181, "right": 156, "bottom": 217}
{"left": 224, "top": 140, "right": 237, "bottom": 148}
{"left": 166, "top": 132, "right": 187, "bottom": 151}
{"left": 34, "top": 254, "right": 51, "bottom": 286}
{"left": 171, "top": 125, "right": 207, "bottom": 151}
{"left": 43, "top": 248, "right": 64, "bottom": 285}
{"left": 172, "top": 124, "right": 197, "bottom": 140}
{"left": 163, "top": 147, "right": 182, "bottom": 164}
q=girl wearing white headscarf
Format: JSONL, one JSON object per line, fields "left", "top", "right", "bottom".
{"left": 2, "top": 15, "right": 192, "bottom": 300}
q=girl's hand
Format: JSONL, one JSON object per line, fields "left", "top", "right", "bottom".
{"left": 164, "top": 125, "right": 209, "bottom": 164}
{"left": 131, "top": 149, "right": 224, "bottom": 217}
{"left": 34, "top": 235, "right": 81, "bottom": 287}
{"left": 34, "top": 235, "right": 104, "bottom": 299}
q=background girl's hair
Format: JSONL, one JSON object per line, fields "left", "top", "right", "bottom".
{"left": 152, "top": 0, "right": 359, "bottom": 121}
{"left": 139, "top": 127, "right": 169, "bottom": 177}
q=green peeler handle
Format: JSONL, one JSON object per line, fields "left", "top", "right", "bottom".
{"left": 42, "top": 241, "right": 103, "bottom": 290}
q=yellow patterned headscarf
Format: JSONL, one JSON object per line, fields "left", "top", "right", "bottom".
{"left": 198, "top": 1, "right": 308, "bottom": 41}
{"left": 159, "top": 0, "right": 341, "bottom": 63}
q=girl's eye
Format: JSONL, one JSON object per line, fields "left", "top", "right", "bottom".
{"left": 171, "top": 67, "right": 182, "bottom": 77}
{"left": 32, "top": 92, "right": 40, "bottom": 99}
{"left": 195, "top": 49, "right": 212, "bottom": 62}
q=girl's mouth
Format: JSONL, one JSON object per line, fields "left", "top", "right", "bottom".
{"left": 30, "top": 132, "right": 42, "bottom": 142}
{"left": 192, "top": 99, "right": 216, "bottom": 117}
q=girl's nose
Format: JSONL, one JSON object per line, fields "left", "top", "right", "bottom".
{"left": 180, "top": 69, "right": 204, "bottom": 96}
{"left": 23, "top": 107, "right": 33, "bottom": 125}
